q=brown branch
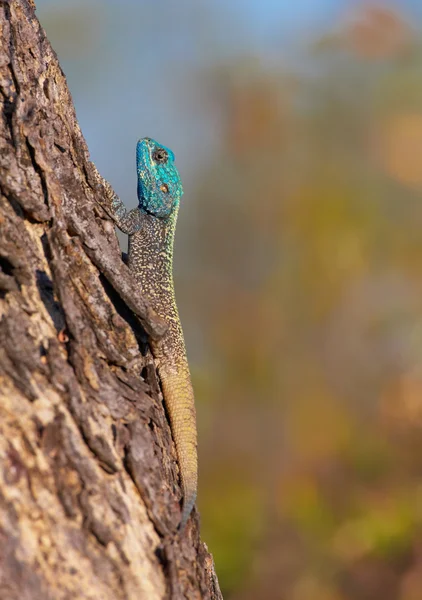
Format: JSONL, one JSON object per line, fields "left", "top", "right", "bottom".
{"left": 0, "top": 1, "right": 222, "bottom": 598}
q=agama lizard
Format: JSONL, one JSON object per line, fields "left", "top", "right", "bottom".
{"left": 97, "top": 138, "right": 197, "bottom": 529}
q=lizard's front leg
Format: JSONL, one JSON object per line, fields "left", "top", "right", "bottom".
{"left": 89, "top": 162, "right": 144, "bottom": 235}
{"left": 102, "top": 180, "right": 144, "bottom": 235}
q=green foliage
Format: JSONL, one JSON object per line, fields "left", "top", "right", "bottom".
{"left": 200, "top": 473, "right": 263, "bottom": 593}
{"left": 193, "top": 7, "right": 422, "bottom": 598}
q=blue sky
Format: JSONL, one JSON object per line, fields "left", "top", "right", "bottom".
{"left": 36, "top": 0, "right": 422, "bottom": 205}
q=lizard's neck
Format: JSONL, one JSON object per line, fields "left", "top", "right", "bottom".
{"left": 128, "top": 207, "right": 179, "bottom": 320}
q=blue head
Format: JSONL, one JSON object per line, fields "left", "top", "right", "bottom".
{"left": 136, "top": 138, "right": 183, "bottom": 218}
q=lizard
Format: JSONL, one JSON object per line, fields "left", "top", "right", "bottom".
{"left": 96, "top": 137, "right": 197, "bottom": 530}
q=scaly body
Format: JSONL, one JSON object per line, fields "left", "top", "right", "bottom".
{"left": 100, "top": 138, "right": 197, "bottom": 528}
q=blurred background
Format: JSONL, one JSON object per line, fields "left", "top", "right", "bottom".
{"left": 37, "top": 1, "right": 422, "bottom": 598}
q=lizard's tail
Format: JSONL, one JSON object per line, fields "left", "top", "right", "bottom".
{"left": 160, "top": 366, "right": 198, "bottom": 530}
{"left": 180, "top": 481, "right": 197, "bottom": 531}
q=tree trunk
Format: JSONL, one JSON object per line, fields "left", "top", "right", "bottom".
{"left": 0, "top": 1, "right": 221, "bottom": 598}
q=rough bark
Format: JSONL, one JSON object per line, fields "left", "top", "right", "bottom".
{"left": 0, "top": 1, "right": 222, "bottom": 598}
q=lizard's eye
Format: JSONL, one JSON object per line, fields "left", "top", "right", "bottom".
{"left": 160, "top": 183, "right": 169, "bottom": 193}
{"left": 153, "top": 148, "right": 168, "bottom": 164}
